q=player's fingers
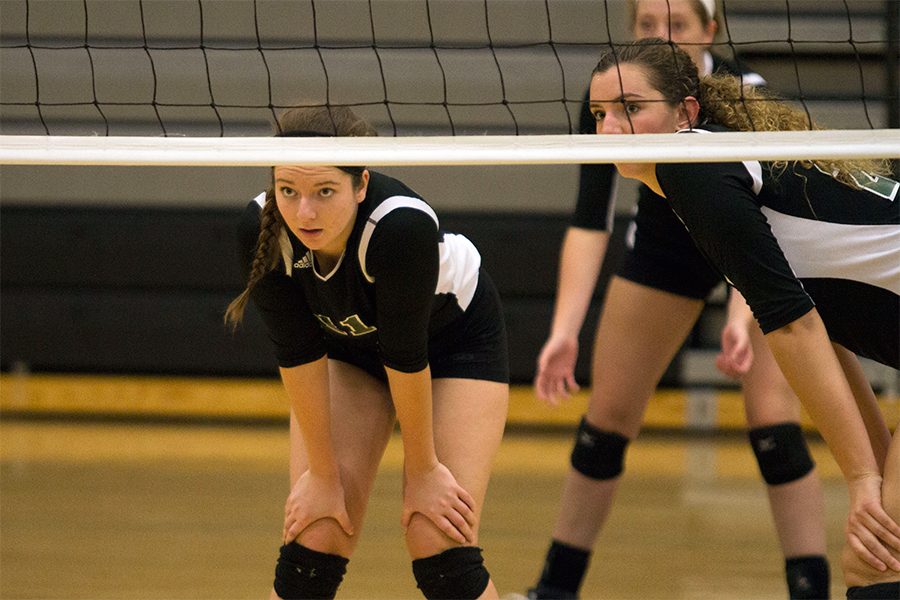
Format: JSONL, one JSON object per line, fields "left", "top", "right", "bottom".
{"left": 552, "top": 378, "right": 569, "bottom": 402}
{"left": 534, "top": 372, "right": 551, "bottom": 402}
{"left": 437, "top": 515, "right": 468, "bottom": 545}
{"left": 335, "top": 511, "right": 355, "bottom": 537}
{"left": 715, "top": 354, "right": 739, "bottom": 379}
{"left": 868, "top": 514, "right": 900, "bottom": 569}
{"left": 849, "top": 532, "right": 889, "bottom": 572}
{"left": 565, "top": 374, "right": 580, "bottom": 395}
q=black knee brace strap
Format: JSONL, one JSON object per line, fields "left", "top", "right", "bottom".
{"left": 274, "top": 542, "right": 349, "bottom": 600}
{"left": 411, "top": 547, "right": 490, "bottom": 600}
{"left": 570, "top": 416, "right": 630, "bottom": 480}
{"left": 748, "top": 423, "right": 815, "bottom": 485}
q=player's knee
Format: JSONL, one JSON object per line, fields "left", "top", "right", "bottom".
{"left": 748, "top": 423, "right": 814, "bottom": 485}
{"left": 273, "top": 542, "right": 349, "bottom": 599}
{"left": 411, "top": 546, "right": 491, "bottom": 600}
{"left": 297, "top": 518, "right": 353, "bottom": 557}
{"left": 405, "top": 512, "right": 465, "bottom": 557}
{"left": 570, "top": 416, "right": 630, "bottom": 480}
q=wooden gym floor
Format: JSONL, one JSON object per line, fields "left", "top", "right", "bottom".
{"left": 2, "top": 374, "right": 898, "bottom": 599}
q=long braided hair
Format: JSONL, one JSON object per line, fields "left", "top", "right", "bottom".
{"left": 591, "top": 39, "right": 893, "bottom": 186}
{"left": 224, "top": 106, "right": 376, "bottom": 328}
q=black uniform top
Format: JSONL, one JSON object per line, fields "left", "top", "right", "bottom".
{"left": 572, "top": 52, "right": 766, "bottom": 231}
{"left": 656, "top": 125, "right": 900, "bottom": 367}
{"left": 238, "top": 171, "right": 483, "bottom": 373}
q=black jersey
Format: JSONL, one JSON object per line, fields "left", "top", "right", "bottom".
{"left": 572, "top": 53, "right": 765, "bottom": 231}
{"left": 656, "top": 126, "right": 900, "bottom": 367}
{"left": 238, "top": 171, "right": 483, "bottom": 373}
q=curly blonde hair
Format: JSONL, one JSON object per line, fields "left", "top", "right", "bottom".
{"left": 592, "top": 39, "right": 893, "bottom": 186}
{"left": 699, "top": 75, "right": 892, "bottom": 185}
{"left": 224, "top": 106, "right": 376, "bottom": 328}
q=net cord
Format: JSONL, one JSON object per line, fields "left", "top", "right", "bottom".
{"left": 1, "top": 129, "right": 897, "bottom": 167}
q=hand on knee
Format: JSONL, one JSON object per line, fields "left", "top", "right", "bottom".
{"left": 405, "top": 512, "right": 478, "bottom": 558}
{"left": 295, "top": 517, "right": 355, "bottom": 557}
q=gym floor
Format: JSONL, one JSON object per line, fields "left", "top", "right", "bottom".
{"left": 2, "top": 374, "right": 897, "bottom": 599}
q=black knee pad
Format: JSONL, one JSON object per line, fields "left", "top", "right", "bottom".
{"left": 273, "top": 542, "right": 349, "bottom": 600}
{"left": 570, "top": 416, "right": 630, "bottom": 480}
{"left": 785, "top": 555, "right": 830, "bottom": 599}
{"left": 411, "top": 547, "right": 491, "bottom": 600}
{"left": 748, "top": 423, "right": 815, "bottom": 485}
{"left": 846, "top": 581, "right": 900, "bottom": 599}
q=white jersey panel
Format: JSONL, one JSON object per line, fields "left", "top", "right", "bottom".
{"left": 436, "top": 232, "right": 481, "bottom": 311}
{"left": 761, "top": 206, "right": 900, "bottom": 294}
{"left": 358, "top": 195, "right": 481, "bottom": 310}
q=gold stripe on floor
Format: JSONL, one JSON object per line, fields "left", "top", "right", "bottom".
{"left": 1, "top": 373, "right": 897, "bottom": 432}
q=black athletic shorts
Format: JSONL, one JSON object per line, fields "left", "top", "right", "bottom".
{"left": 618, "top": 191, "right": 723, "bottom": 300}
{"left": 325, "top": 270, "right": 510, "bottom": 384}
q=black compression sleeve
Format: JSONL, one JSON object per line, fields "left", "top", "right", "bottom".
{"left": 656, "top": 162, "right": 814, "bottom": 333}
{"left": 365, "top": 208, "right": 439, "bottom": 372}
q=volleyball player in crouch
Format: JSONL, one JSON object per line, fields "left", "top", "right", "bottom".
{"left": 226, "top": 106, "right": 509, "bottom": 600}
{"left": 528, "top": 1, "right": 829, "bottom": 597}
{"left": 587, "top": 38, "right": 900, "bottom": 599}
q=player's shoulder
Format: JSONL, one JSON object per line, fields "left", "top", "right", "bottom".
{"left": 710, "top": 54, "right": 767, "bottom": 87}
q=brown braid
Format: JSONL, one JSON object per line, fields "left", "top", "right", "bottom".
{"left": 224, "top": 189, "right": 284, "bottom": 329}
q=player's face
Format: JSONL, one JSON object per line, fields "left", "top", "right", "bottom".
{"left": 273, "top": 166, "right": 369, "bottom": 260}
{"left": 632, "top": 0, "right": 716, "bottom": 66}
{"left": 590, "top": 63, "right": 690, "bottom": 184}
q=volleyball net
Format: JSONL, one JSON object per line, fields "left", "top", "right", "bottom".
{"left": 1, "top": 0, "right": 898, "bottom": 166}
{"left": 1, "top": 0, "right": 898, "bottom": 389}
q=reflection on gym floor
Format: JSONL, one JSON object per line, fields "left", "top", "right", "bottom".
{"left": 1, "top": 417, "right": 855, "bottom": 599}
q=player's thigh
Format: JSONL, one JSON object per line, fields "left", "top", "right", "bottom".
{"left": 883, "top": 429, "right": 900, "bottom": 522}
{"left": 290, "top": 359, "right": 395, "bottom": 518}
{"left": 741, "top": 320, "right": 802, "bottom": 426}
{"left": 431, "top": 377, "right": 508, "bottom": 519}
{"left": 587, "top": 276, "right": 704, "bottom": 436}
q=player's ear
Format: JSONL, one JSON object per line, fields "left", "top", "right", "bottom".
{"left": 355, "top": 169, "right": 370, "bottom": 203}
{"left": 678, "top": 96, "right": 701, "bottom": 129}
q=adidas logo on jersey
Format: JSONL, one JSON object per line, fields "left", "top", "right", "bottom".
{"left": 293, "top": 254, "right": 313, "bottom": 269}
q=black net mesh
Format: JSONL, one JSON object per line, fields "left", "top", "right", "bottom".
{"left": 1, "top": 0, "right": 896, "bottom": 137}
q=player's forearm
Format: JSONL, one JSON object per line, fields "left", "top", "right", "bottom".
{"left": 386, "top": 366, "right": 438, "bottom": 474}
{"left": 832, "top": 343, "right": 892, "bottom": 471}
{"left": 765, "top": 310, "right": 882, "bottom": 483}
{"left": 549, "top": 227, "right": 609, "bottom": 339}
{"left": 725, "top": 288, "right": 755, "bottom": 329}
{"left": 280, "top": 360, "right": 340, "bottom": 479}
